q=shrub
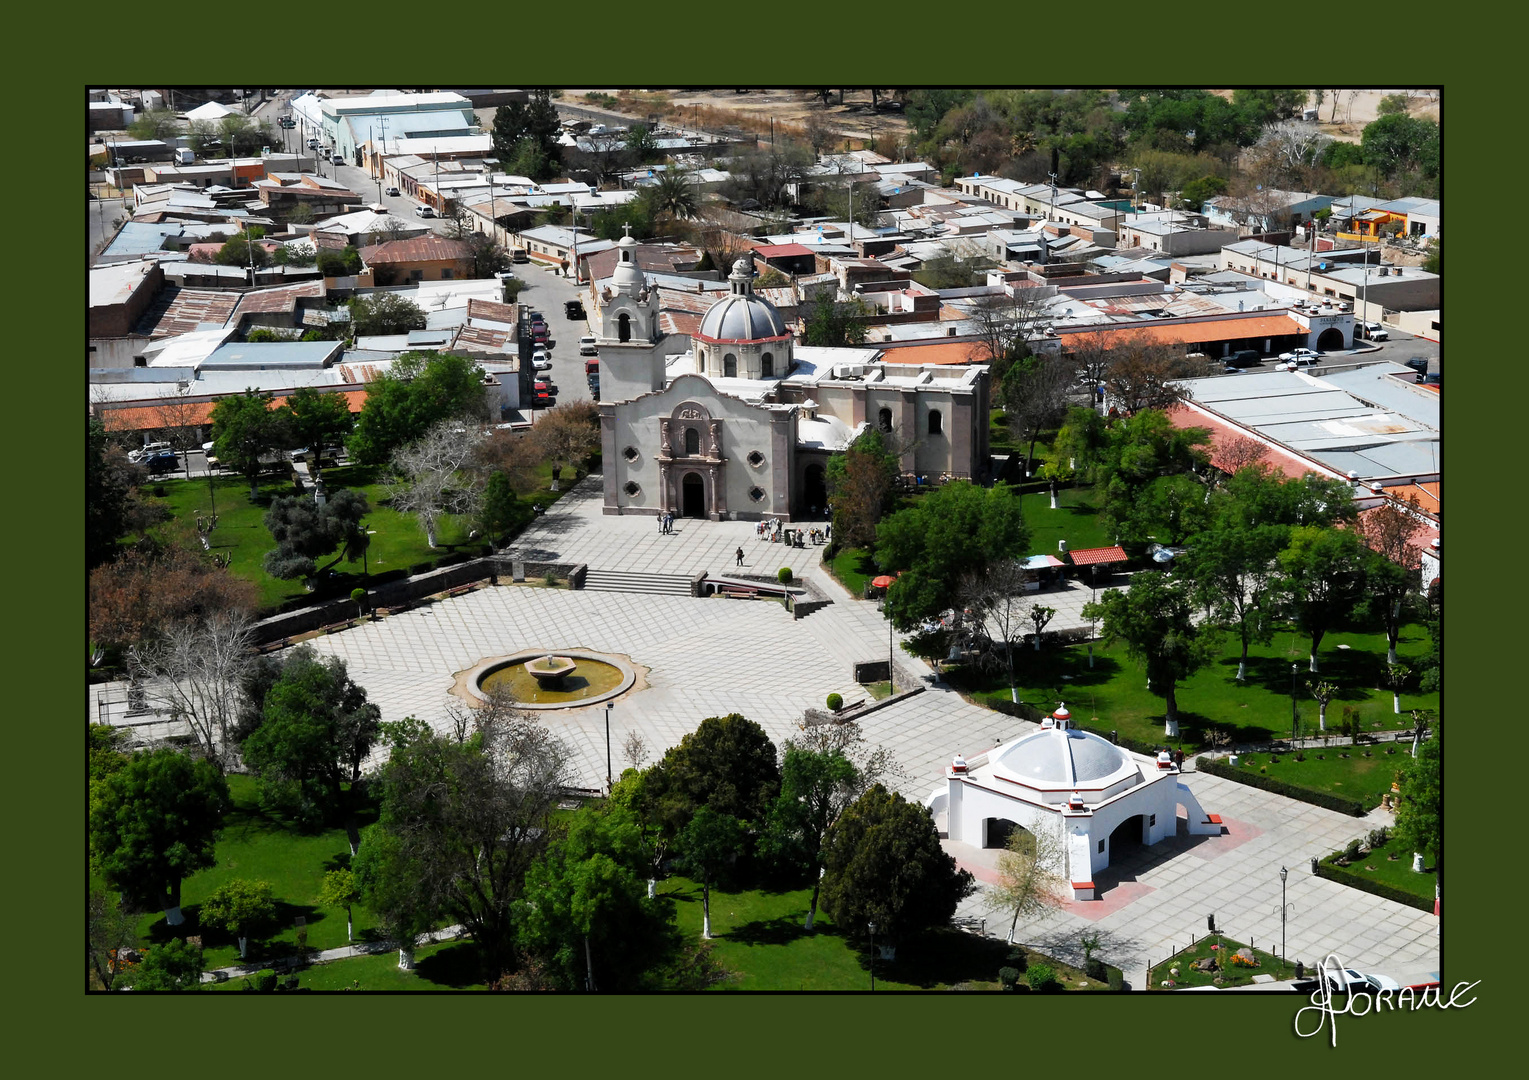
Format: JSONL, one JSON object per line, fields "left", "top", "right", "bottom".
{"left": 252, "top": 969, "right": 278, "bottom": 993}
{"left": 826, "top": 692, "right": 843, "bottom": 711}
{"left": 1106, "top": 964, "right": 1126, "bottom": 991}
{"left": 1314, "top": 861, "right": 1434, "bottom": 913}
{"left": 152, "top": 485, "right": 167, "bottom": 498}
{"left": 1343, "top": 838, "right": 1363, "bottom": 861}
{"left": 777, "top": 567, "right": 793, "bottom": 584}
{"left": 1006, "top": 947, "right": 1028, "bottom": 973}
{"left": 1026, "top": 963, "right": 1056, "bottom": 992}
{"left": 543, "top": 572, "right": 560, "bottom": 587}
{"left": 998, "top": 966, "right": 1021, "bottom": 990}
{"left": 1368, "top": 827, "right": 1389, "bottom": 849}
{"left": 1085, "top": 958, "right": 1107, "bottom": 981}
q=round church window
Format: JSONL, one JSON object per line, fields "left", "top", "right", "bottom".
{"left": 623, "top": 481, "right": 641, "bottom": 496}
{"left": 623, "top": 446, "right": 640, "bottom": 462}
{"left": 749, "top": 486, "right": 766, "bottom": 503}
{"left": 747, "top": 450, "right": 765, "bottom": 468}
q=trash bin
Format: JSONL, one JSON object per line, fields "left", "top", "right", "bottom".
{"left": 1310, "top": 857, "right": 1319, "bottom": 874}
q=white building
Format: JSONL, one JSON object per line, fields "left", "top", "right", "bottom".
{"left": 929, "top": 706, "right": 1220, "bottom": 900}
{"left": 595, "top": 233, "right": 991, "bottom": 521}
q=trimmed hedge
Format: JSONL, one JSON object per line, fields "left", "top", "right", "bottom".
{"left": 1197, "top": 756, "right": 1369, "bottom": 817}
{"left": 1106, "top": 963, "right": 1126, "bottom": 991}
{"left": 1315, "top": 859, "right": 1435, "bottom": 913}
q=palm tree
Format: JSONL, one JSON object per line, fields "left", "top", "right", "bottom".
{"left": 650, "top": 169, "right": 698, "bottom": 225}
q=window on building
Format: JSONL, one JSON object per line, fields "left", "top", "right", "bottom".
{"left": 746, "top": 450, "right": 765, "bottom": 467}
{"left": 441, "top": 268, "right": 454, "bottom": 279}
{"left": 1149, "top": 814, "right": 1156, "bottom": 826}
{"left": 410, "top": 270, "right": 424, "bottom": 282}
{"left": 623, "top": 446, "right": 640, "bottom": 462}
{"left": 1098, "top": 839, "right": 1105, "bottom": 853}
{"left": 928, "top": 409, "right": 943, "bottom": 435}
{"left": 618, "top": 313, "right": 631, "bottom": 343}
{"left": 623, "top": 481, "right": 640, "bottom": 496}
{"left": 761, "top": 352, "right": 774, "bottom": 377}
{"left": 685, "top": 428, "right": 700, "bottom": 455}
{"left": 878, "top": 407, "right": 892, "bottom": 432}
{"left": 723, "top": 354, "right": 737, "bottom": 378}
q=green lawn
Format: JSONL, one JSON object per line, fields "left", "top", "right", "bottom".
{"left": 143, "top": 459, "right": 576, "bottom": 611}
{"left": 944, "top": 622, "right": 1437, "bottom": 752}
{"left": 1148, "top": 935, "right": 1292, "bottom": 989}
{"left": 1020, "top": 485, "right": 1116, "bottom": 555}
{"left": 825, "top": 546, "right": 877, "bottom": 597}
{"left": 1322, "top": 832, "right": 1437, "bottom": 903}
{"left": 1233, "top": 745, "right": 1413, "bottom": 808}
{"left": 136, "top": 774, "right": 392, "bottom": 970}
{"left": 659, "top": 878, "right": 1108, "bottom": 991}
{"left": 204, "top": 941, "right": 488, "bottom": 991}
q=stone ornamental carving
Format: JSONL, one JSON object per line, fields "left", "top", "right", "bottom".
{"left": 659, "top": 419, "right": 671, "bottom": 453}
{"left": 709, "top": 420, "right": 722, "bottom": 456}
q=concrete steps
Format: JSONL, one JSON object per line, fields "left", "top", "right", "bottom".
{"left": 582, "top": 569, "right": 695, "bottom": 597}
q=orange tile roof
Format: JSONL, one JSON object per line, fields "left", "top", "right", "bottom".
{"left": 1063, "top": 313, "right": 1302, "bottom": 348}
{"left": 98, "top": 389, "right": 368, "bottom": 433}
{"left": 1069, "top": 546, "right": 1128, "bottom": 566}
{"left": 876, "top": 339, "right": 986, "bottom": 366}
{"left": 1165, "top": 402, "right": 1327, "bottom": 482}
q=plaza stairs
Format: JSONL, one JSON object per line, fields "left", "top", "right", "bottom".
{"left": 581, "top": 569, "right": 695, "bottom": 597}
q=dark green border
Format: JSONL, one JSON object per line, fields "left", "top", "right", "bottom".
{"left": 44, "top": 17, "right": 1509, "bottom": 1074}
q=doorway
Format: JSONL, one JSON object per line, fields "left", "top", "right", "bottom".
{"left": 803, "top": 463, "right": 827, "bottom": 517}
{"left": 682, "top": 473, "right": 705, "bottom": 518}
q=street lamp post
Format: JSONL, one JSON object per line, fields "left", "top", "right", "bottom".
{"left": 1279, "top": 866, "right": 1288, "bottom": 969}
{"left": 1290, "top": 663, "right": 1299, "bottom": 745}
{"left": 868, "top": 921, "right": 876, "bottom": 991}
{"left": 604, "top": 702, "right": 613, "bottom": 793}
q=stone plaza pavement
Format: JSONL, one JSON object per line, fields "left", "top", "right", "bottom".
{"left": 93, "top": 473, "right": 1435, "bottom": 988}
{"left": 308, "top": 476, "right": 1437, "bottom": 986}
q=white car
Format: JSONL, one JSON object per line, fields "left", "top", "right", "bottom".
{"left": 532, "top": 357, "right": 553, "bottom": 371}
{"left": 128, "top": 441, "right": 172, "bottom": 463}
{"left": 1296, "top": 967, "right": 1402, "bottom": 996}
{"left": 414, "top": 205, "right": 436, "bottom": 218}
{"left": 1278, "top": 347, "right": 1323, "bottom": 363}
{"left": 578, "top": 335, "right": 599, "bottom": 356}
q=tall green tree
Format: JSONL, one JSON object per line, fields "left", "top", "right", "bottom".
{"left": 1082, "top": 570, "right": 1220, "bottom": 738}
{"left": 347, "top": 353, "right": 487, "bottom": 466}
{"left": 126, "top": 937, "right": 204, "bottom": 991}
{"left": 760, "top": 723, "right": 894, "bottom": 931}
{"left": 89, "top": 749, "right": 231, "bottom": 926}
{"left": 210, "top": 388, "right": 286, "bottom": 497}
{"left": 478, "top": 470, "right": 529, "bottom": 546}
{"left": 364, "top": 705, "right": 570, "bottom": 976}
{"left": 824, "top": 427, "right": 900, "bottom": 549}
{"left": 351, "top": 824, "right": 434, "bottom": 971}
{"left": 262, "top": 488, "right": 371, "bottom": 585}
{"left": 876, "top": 481, "right": 1030, "bottom": 629}
{"left": 1360, "top": 113, "right": 1439, "bottom": 181}
{"left": 199, "top": 879, "right": 278, "bottom": 959}
{"left": 647, "top": 713, "right": 780, "bottom": 830}
{"left": 517, "top": 807, "right": 674, "bottom": 990}
{"left": 801, "top": 290, "right": 870, "bottom": 347}
{"left": 238, "top": 644, "right": 381, "bottom": 829}
{"left": 87, "top": 417, "right": 134, "bottom": 569}
{"left": 1272, "top": 525, "right": 1370, "bottom": 673}
{"left": 1357, "top": 501, "right": 1426, "bottom": 664}
{"left": 347, "top": 293, "right": 426, "bottom": 337}
{"left": 1392, "top": 723, "right": 1440, "bottom": 876}
{"left": 489, "top": 91, "right": 561, "bottom": 181}
{"left": 129, "top": 107, "right": 180, "bottom": 141}
{"left": 819, "top": 784, "right": 975, "bottom": 957}
{"left": 318, "top": 869, "right": 361, "bottom": 944}
{"left": 279, "top": 387, "right": 354, "bottom": 483}
{"left": 1084, "top": 409, "right": 1211, "bottom": 548}
{"left": 675, "top": 806, "right": 746, "bottom": 940}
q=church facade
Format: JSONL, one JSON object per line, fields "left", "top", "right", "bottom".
{"left": 593, "top": 233, "right": 991, "bottom": 521}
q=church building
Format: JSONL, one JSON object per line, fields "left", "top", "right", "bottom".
{"left": 593, "top": 232, "right": 992, "bottom": 521}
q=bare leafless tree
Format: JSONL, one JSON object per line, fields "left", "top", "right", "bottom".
{"left": 151, "top": 388, "right": 208, "bottom": 481}
{"left": 388, "top": 420, "right": 485, "bottom": 548}
{"left": 1215, "top": 434, "right": 1269, "bottom": 479}
{"left": 987, "top": 815, "right": 1068, "bottom": 945}
{"left": 958, "top": 559, "right": 1036, "bottom": 704}
{"left": 127, "top": 610, "right": 255, "bottom": 771}
{"left": 622, "top": 730, "right": 649, "bottom": 771}
{"left": 966, "top": 285, "right": 1055, "bottom": 369}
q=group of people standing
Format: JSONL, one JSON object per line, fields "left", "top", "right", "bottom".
{"left": 657, "top": 511, "right": 675, "bottom": 535}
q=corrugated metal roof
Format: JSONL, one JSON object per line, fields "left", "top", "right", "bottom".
{"left": 358, "top": 235, "right": 470, "bottom": 264}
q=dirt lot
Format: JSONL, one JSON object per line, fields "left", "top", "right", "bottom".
{"left": 562, "top": 88, "right": 909, "bottom": 150}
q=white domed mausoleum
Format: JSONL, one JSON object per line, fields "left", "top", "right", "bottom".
{"left": 928, "top": 706, "right": 1222, "bottom": 900}
{"left": 593, "top": 234, "right": 992, "bottom": 521}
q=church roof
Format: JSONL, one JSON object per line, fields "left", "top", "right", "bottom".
{"left": 987, "top": 721, "right": 1139, "bottom": 797}
{"left": 696, "top": 292, "right": 789, "bottom": 342}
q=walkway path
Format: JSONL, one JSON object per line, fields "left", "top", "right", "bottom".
{"left": 200, "top": 926, "right": 466, "bottom": 984}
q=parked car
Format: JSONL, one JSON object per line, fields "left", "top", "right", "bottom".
{"left": 331, "top": 153, "right": 346, "bottom": 166}
{"left": 306, "top": 138, "right": 321, "bottom": 150}
{"left": 143, "top": 450, "right": 179, "bottom": 474}
{"left": 1283, "top": 356, "right": 1319, "bottom": 370}
{"left": 1358, "top": 321, "right": 1389, "bottom": 341}
{"left": 414, "top": 205, "right": 436, "bottom": 218}
{"left": 1222, "top": 365, "right": 1244, "bottom": 374}
{"left": 1279, "top": 347, "right": 1323, "bottom": 363}
{"left": 1292, "top": 967, "right": 1402, "bottom": 996}
{"left": 128, "top": 441, "right": 172, "bottom": 463}
{"left": 1228, "top": 349, "right": 1263, "bottom": 367}
{"left": 564, "top": 300, "right": 586, "bottom": 319}
{"left": 588, "top": 374, "right": 600, "bottom": 401}
{"left": 385, "top": 186, "right": 400, "bottom": 197}
{"left": 533, "top": 357, "right": 553, "bottom": 371}
{"left": 578, "top": 335, "right": 599, "bottom": 356}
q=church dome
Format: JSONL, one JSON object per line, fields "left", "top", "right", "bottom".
{"left": 696, "top": 256, "right": 789, "bottom": 342}
{"left": 988, "top": 720, "right": 1138, "bottom": 796}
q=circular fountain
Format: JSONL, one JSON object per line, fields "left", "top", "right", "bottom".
{"left": 452, "top": 649, "right": 640, "bottom": 711}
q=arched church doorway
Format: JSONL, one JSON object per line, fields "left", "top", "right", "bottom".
{"left": 682, "top": 473, "right": 706, "bottom": 518}
{"left": 984, "top": 818, "right": 1028, "bottom": 851}
{"left": 803, "top": 463, "right": 827, "bottom": 517}
{"left": 1108, "top": 815, "right": 1148, "bottom": 863}
{"left": 1317, "top": 327, "right": 1346, "bottom": 352}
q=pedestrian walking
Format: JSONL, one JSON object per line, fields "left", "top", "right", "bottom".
{"left": 658, "top": 513, "right": 665, "bottom": 534}
{"left": 736, "top": 546, "right": 744, "bottom": 567}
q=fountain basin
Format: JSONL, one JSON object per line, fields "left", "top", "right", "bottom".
{"left": 451, "top": 649, "right": 638, "bottom": 711}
